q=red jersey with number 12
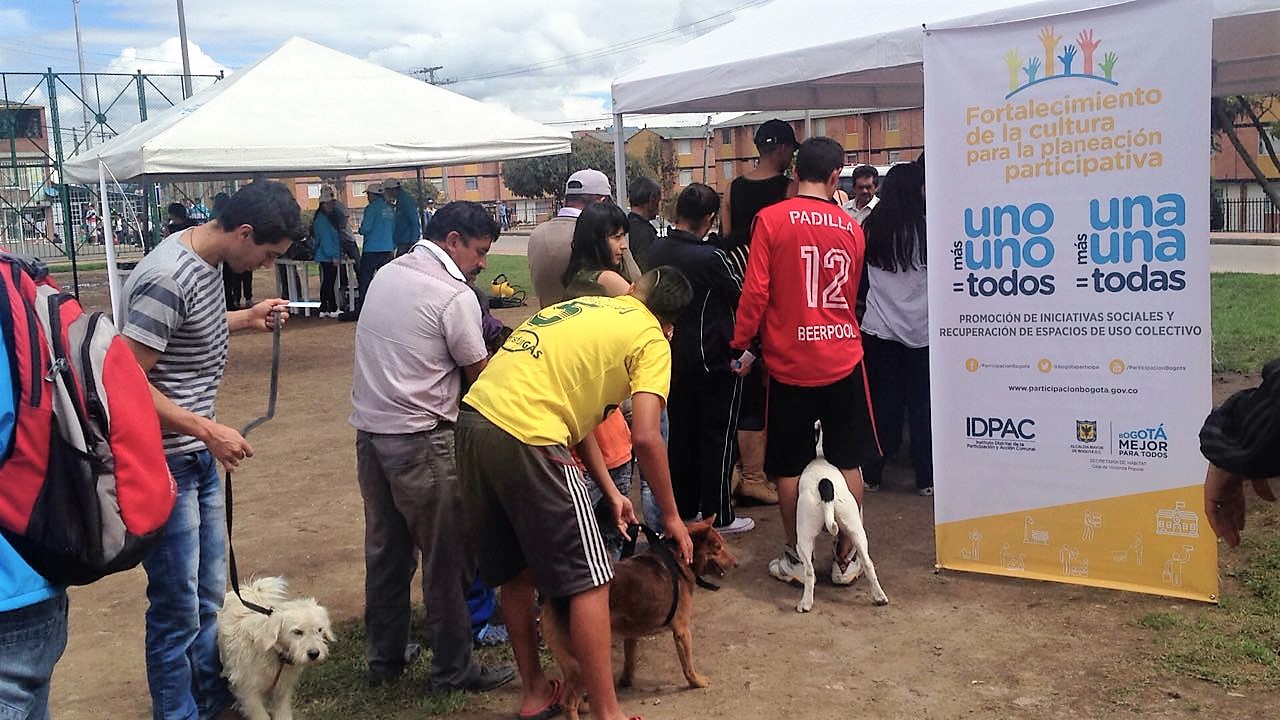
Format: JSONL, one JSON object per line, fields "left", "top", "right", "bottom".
{"left": 731, "top": 195, "right": 865, "bottom": 387}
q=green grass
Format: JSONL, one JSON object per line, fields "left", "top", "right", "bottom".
{"left": 1140, "top": 510, "right": 1280, "bottom": 688}
{"left": 477, "top": 254, "right": 531, "bottom": 298}
{"left": 1211, "top": 273, "right": 1280, "bottom": 373}
{"left": 293, "top": 610, "right": 521, "bottom": 719}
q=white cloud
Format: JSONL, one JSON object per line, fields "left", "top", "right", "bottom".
{"left": 0, "top": 8, "right": 31, "bottom": 36}
{"left": 78, "top": 0, "right": 757, "bottom": 123}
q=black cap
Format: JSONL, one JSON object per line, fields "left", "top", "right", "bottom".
{"left": 754, "top": 119, "right": 798, "bottom": 148}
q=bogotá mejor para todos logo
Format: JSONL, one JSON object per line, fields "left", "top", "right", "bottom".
{"left": 1004, "top": 26, "right": 1118, "bottom": 99}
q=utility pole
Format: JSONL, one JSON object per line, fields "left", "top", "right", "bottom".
{"left": 71, "top": 0, "right": 91, "bottom": 148}
{"left": 176, "top": 0, "right": 193, "bottom": 98}
{"left": 701, "top": 115, "right": 713, "bottom": 184}
{"left": 410, "top": 66, "right": 456, "bottom": 85}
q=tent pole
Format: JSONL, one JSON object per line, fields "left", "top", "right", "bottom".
{"left": 804, "top": 110, "right": 813, "bottom": 139}
{"left": 612, "top": 110, "right": 626, "bottom": 206}
{"left": 100, "top": 160, "right": 122, "bottom": 327}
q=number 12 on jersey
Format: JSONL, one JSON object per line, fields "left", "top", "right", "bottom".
{"left": 800, "top": 245, "right": 852, "bottom": 309}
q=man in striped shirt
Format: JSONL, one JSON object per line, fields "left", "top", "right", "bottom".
{"left": 122, "top": 180, "right": 303, "bottom": 720}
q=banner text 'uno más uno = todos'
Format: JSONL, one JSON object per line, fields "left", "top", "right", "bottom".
{"left": 924, "top": 0, "right": 1216, "bottom": 601}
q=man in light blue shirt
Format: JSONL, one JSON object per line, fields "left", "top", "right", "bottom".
{"left": 0, "top": 332, "right": 68, "bottom": 720}
{"left": 342, "top": 182, "right": 397, "bottom": 321}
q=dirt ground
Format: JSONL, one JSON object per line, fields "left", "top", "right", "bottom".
{"left": 46, "top": 268, "right": 1271, "bottom": 720}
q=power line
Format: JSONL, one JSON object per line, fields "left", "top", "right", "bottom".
{"left": 448, "top": 0, "right": 771, "bottom": 84}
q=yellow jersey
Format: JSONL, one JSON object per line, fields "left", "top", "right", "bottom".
{"left": 465, "top": 295, "right": 671, "bottom": 447}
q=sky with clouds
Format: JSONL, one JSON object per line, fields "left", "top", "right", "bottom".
{"left": 0, "top": 0, "right": 767, "bottom": 129}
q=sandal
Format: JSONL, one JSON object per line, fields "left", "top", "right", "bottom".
{"left": 516, "top": 677, "right": 564, "bottom": 720}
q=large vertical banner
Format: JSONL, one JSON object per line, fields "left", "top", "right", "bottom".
{"left": 924, "top": 0, "right": 1216, "bottom": 601}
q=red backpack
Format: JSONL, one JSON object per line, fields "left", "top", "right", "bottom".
{"left": 0, "top": 253, "right": 175, "bottom": 585}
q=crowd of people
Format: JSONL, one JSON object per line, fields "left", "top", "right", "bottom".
{"left": 1, "top": 117, "right": 1276, "bottom": 720}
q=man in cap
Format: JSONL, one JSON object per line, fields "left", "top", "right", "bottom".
{"left": 527, "top": 169, "right": 640, "bottom": 309}
{"left": 340, "top": 181, "right": 396, "bottom": 321}
{"left": 383, "top": 178, "right": 422, "bottom": 258}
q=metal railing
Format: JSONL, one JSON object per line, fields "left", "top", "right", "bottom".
{"left": 1219, "top": 196, "right": 1280, "bottom": 233}
{"left": 1, "top": 69, "right": 223, "bottom": 291}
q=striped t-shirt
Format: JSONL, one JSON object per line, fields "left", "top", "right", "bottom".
{"left": 121, "top": 231, "right": 229, "bottom": 455}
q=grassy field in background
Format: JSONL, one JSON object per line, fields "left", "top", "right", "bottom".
{"left": 1210, "top": 273, "right": 1280, "bottom": 373}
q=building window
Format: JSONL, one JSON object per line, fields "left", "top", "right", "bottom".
{"left": 814, "top": 118, "right": 827, "bottom": 137}
{"left": 887, "top": 150, "right": 902, "bottom": 163}
{"left": 1260, "top": 130, "right": 1280, "bottom": 156}
{"left": 678, "top": 169, "right": 694, "bottom": 186}
{"left": 721, "top": 128, "right": 732, "bottom": 144}
{"left": 306, "top": 183, "right": 322, "bottom": 199}
{"left": 677, "top": 139, "right": 693, "bottom": 155}
{"left": 351, "top": 181, "right": 368, "bottom": 195}
{"left": 884, "top": 111, "right": 900, "bottom": 132}
{"left": 465, "top": 177, "right": 479, "bottom": 191}
{"left": 722, "top": 161, "right": 734, "bottom": 180}
{"left": 846, "top": 152, "right": 859, "bottom": 164}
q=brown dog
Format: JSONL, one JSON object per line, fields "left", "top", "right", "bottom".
{"left": 544, "top": 517, "right": 737, "bottom": 720}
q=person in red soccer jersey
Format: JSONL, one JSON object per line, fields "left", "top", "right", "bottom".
{"left": 730, "top": 136, "right": 882, "bottom": 590}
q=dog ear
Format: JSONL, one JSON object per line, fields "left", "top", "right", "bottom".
{"left": 688, "top": 515, "right": 714, "bottom": 532}
{"left": 319, "top": 608, "right": 335, "bottom": 642}
{"left": 255, "top": 612, "right": 285, "bottom": 655}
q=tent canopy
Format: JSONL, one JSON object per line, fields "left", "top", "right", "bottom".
{"left": 63, "top": 37, "right": 570, "bottom": 183}
{"left": 611, "top": 0, "right": 1280, "bottom": 114}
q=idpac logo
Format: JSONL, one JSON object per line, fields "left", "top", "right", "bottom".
{"left": 966, "top": 416, "right": 1037, "bottom": 440}
{"left": 1075, "top": 420, "right": 1098, "bottom": 443}
{"left": 1004, "top": 26, "right": 1119, "bottom": 98}
{"left": 1117, "top": 422, "right": 1169, "bottom": 458}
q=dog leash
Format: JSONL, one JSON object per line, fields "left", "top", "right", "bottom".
{"left": 620, "top": 524, "right": 720, "bottom": 628}
{"left": 223, "top": 309, "right": 283, "bottom": 617}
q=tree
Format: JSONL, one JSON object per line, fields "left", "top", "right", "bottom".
{"left": 642, "top": 140, "right": 680, "bottom": 219}
{"left": 1211, "top": 94, "right": 1280, "bottom": 213}
{"left": 402, "top": 178, "right": 442, "bottom": 206}
{"left": 501, "top": 135, "right": 658, "bottom": 203}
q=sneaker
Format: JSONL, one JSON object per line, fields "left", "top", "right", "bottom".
{"left": 831, "top": 543, "right": 864, "bottom": 585}
{"left": 474, "top": 623, "right": 508, "bottom": 647}
{"left": 338, "top": 311, "right": 359, "bottom": 322}
{"left": 717, "top": 516, "right": 755, "bottom": 534}
{"left": 768, "top": 546, "right": 805, "bottom": 586}
{"left": 918, "top": 486, "right": 934, "bottom": 497}
{"left": 864, "top": 480, "right": 881, "bottom": 492}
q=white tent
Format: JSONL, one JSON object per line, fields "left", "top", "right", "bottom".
{"left": 611, "top": 0, "right": 1280, "bottom": 114}
{"left": 62, "top": 37, "right": 569, "bottom": 324}
{"left": 63, "top": 36, "right": 570, "bottom": 182}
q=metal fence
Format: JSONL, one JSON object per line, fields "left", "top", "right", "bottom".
{"left": 1219, "top": 196, "right": 1280, "bottom": 233}
{"left": 1, "top": 69, "right": 223, "bottom": 291}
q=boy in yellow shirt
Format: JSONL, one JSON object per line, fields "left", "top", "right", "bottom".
{"left": 458, "top": 267, "right": 692, "bottom": 720}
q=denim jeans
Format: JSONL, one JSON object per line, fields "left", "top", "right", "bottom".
{"left": 0, "top": 593, "right": 67, "bottom": 720}
{"left": 638, "top": 408, "right": 669, "bottom": 529}
{"left": 142, "top": 451, "right": 232, "bottom": 720}
{"left": 588, "top": 462, "right": 634, "bottom": 560}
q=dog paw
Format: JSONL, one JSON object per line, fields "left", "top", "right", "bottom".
{"left": 618, "top": 675, "right": 634, "bottom": 689}
{"left": 797, "top": 601, "right": 813, "bottom": 613}
{"left": 873, "top": 595, "right": 890, "bottom": 606}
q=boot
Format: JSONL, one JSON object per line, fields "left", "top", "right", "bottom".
{"left": 735, "top": 429, "right": 778, "bottom": 505}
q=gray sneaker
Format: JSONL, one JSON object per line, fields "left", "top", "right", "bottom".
{"left": 448, "top": 664, "right": 516, "bottom": 693}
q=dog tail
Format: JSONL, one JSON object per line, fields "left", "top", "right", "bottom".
{"left": 818, "top": 478, "right": 838, "bottom": 535}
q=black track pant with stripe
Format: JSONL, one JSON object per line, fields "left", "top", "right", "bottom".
{"left": 667, "top": 369, "right": 743, "bottom": 527}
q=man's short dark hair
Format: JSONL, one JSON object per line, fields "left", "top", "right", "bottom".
{"left": 675, "top": 183, "right": 719, "bottom": 222}
{"left": 167, "top": 202, "right": 187, "bottom": 219}
{"left": 851, "top": 164, "right": 879, "bottom": 184}
{"left": 216, "top": 181, "right": 305, "bottom": 245}
{"left": 628, "top": 176, "right": 661, "bottom": 207}
{"left": 427, "top": 201, "right": 500, "bottom": 244}
{"left": 635, "top": 265, "right": 692, "bottom": 326}
{"left": 795, "top": 137, "right": 845, "bottom": 183}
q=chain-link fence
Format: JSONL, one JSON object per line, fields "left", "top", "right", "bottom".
{"left": 1, "top": 69, "right": 223, "bottom": 292}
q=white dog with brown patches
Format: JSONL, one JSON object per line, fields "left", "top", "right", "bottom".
{"left": 795, "top": 427, "right": 889, "bottom": 613}
{"left": 218, "top": 577, "right": 333, "bottom": 720}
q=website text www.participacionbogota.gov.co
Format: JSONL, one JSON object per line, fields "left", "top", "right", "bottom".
{"left": 1007, "top": 384, "right": 1138, "bottom": 395}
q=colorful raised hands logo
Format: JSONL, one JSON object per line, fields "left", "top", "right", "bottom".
{"left": 1002, "top": 25, "right": 1119, "bottom": 98}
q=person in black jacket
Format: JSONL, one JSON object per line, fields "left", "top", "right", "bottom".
{"left": 647, "top": 183, "right": 754, "bottom": 535}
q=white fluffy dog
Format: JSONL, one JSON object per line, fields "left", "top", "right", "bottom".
{"left": 218, "top": 577, "right": 333, "bottom": 720}
{"left": 795, "top": 426, "right": 889, "bottom": 613}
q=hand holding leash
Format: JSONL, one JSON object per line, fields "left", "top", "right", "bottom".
{"left": 1205, "top": 463, "right": 1276, "bottom": 547}
{"left": 731, "top": 350, "right": 756, "bottom": 377}
{"left": 664, "top": 515, "right": 693, "bottom": 565}
{"left": 611, "top": 494, "right": 639, "bottom": 539}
